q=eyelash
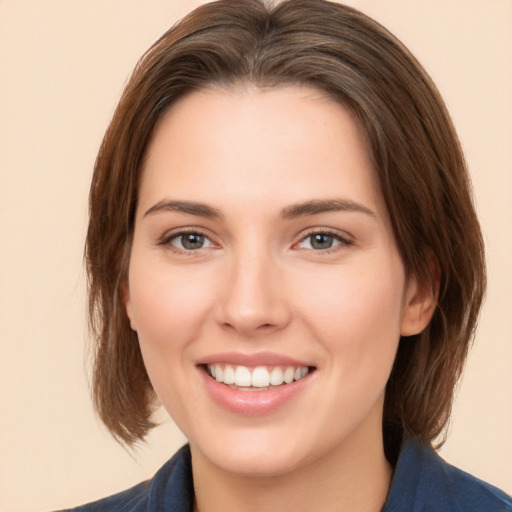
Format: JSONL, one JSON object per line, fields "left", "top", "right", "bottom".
{"left": 295, "top": 229, "right": 353, "bottom": 254}
{"left": 157, "top": 228, "right": 353, "bottom": 254}
{"left": 158, "top": 228, "right": 215, "bottom": 254}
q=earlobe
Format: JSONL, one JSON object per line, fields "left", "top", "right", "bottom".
{"left": 400, "top": 256, "right": 440, "bottom": 337}
{"left": 121, "top": 281, "right": 138, "bottom": 332}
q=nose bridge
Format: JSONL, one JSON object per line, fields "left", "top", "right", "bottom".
{"left": 216, "top": 238, "right": 289, "bottom": 335}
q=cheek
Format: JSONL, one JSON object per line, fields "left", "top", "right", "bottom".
{"left": 294, "top": 259, "right": 405, "bottom": 368}
{"left": 126, "top": 258, "right": 220, "bottom": 418}
{"left": 127, "top": 257, "right": 218, "bottom": 353}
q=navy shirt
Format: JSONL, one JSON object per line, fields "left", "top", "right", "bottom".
{"left": 58, "top": 440, "right": 512, "bottom": 511}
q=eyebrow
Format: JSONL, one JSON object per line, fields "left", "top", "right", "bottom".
{"left": 279, "top": 199, "right": 375, "bottom": 219}
{"left": 143, "top": 198, "right": 375, "bottom": 220}
{"left": 144, "top": 200, "right": 223, "bottom": 219}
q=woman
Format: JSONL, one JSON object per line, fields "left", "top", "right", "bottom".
{"left": 60, "top": 0, "right": 511, "bottom": 510}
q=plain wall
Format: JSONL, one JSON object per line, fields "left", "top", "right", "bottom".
{"left": 0, "top": 1, "right": 510, "bottom": 510}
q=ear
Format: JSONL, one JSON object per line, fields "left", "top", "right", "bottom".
{"left": 120, "top": 280, "right": 137, "bottom": 332}
{"left": 400, "top": 254, "right": 440, "bottom": 337}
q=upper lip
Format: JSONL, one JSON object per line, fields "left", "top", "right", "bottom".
{"left": 197, "top": 351, "right": 313, "bottom": 368}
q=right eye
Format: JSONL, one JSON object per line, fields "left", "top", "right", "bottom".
{"left": 165, "top": 232, "right": 214, "bottom": 251}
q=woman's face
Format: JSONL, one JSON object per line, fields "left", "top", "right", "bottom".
{"left": 125, "top": 85, "right": 427, "bottom": 477}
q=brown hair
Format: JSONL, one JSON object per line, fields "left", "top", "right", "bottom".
{"left": 86, "top": 0, "right": 486, "bottom": 449}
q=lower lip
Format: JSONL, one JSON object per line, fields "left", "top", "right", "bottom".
{"left": 199, "top": 367, "right": 313, "bottom": 416}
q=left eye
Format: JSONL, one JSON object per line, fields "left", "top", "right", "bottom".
{"left": 168, "top": 232, "right": 213, "bottom": 251}
{"left": 298, "top": 232, "right": 345, "bottom": 251}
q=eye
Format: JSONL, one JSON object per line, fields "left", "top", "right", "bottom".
{"left": 166, "top": 231, "right": 214, "bottom": 251}
{"left": 297, "top": 231, "right": 350, "bottom": 251}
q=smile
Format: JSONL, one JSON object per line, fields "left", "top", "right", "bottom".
{"left": 198, "top": 353, "right": 316, "bottom": 415}
{"left": 206, "top": 364, "right": 311, "bottom": 390}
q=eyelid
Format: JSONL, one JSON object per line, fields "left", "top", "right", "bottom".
{"left": 293, "top": 228, "right": 354, "bottom": 251}
{"left": 155, "top": 226, "right": 353, "bottom": 253}
{"left": 157, "top": 227, "right": 218, "bottom": 251}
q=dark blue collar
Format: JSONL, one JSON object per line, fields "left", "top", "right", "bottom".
{"left": 62, "top": 439, "right": 511, "bottom": 511}
{"left": 383, "top": 439, "right": 512, "bottom": 511}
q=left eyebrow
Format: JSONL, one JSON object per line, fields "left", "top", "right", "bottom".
{"left": 280, "top": 199, "right": 376, "bottom": 220}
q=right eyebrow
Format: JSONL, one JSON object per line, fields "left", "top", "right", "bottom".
{"left": 143, "top": 200, "right": 223, "bottom": 219}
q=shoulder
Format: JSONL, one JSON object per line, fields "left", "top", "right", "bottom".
{"left": 384, "top": 439, "right": 512, "bottom": 512}
{"left": 55, "top": 481, "right": 150, "bottom": 512}
{"left": 438, "top": 453, "right": 512, "bottom": 511}
{"left": 54, "top": 445, "right": 194, "bottom": 512}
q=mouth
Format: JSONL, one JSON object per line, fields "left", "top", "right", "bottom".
{"left": 203, "top": 364, "right": 315, "bottom": 391}
{"left": 197, "top": 354, "right": 317, "bottom": 415}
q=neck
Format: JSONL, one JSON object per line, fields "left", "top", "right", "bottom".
{"left": 191, "top": 424, "right": 392, "bottom": 512}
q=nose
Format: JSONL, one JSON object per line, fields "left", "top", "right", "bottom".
{"left": 214, "top": 248, "right": 291, "bottom": 337}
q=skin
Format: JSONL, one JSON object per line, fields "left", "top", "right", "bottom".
{"left": 125, "top": 85, "right": 436, "bottom": 512}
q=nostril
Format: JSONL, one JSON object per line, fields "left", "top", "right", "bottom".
{"left": 221, "top": 321, "right": 276, "bottom": 331}
{"left": 255, "top": 323, "right": 279, "bottom": 332}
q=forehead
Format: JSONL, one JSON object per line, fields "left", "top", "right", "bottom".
{"left": 138, "top": 85, "right": 385, "bottom": 220}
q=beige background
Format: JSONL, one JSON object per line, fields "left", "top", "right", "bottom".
{"left": 0, "top": 1, "right": 511, "bottom": 510}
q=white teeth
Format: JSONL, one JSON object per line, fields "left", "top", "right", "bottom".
{"left": 270, "top": 367, "right": 284, "bottom": 386}
{"left": 251, "top": 366, "right": 270, "bottom": 388}
{"left": 234, "top": 366, "right": 252, "bottom": 387}
{"left": 283, "top": 367, "right": 295, "bottom": 384}
{"left": 223, "top": 365, "right": 235, "bottom": 384}
{"left": 207, "top": 364, "right": 310, "bottom": 388}
{"left": 214, "top": 364, "right": 223, "bottom": 382}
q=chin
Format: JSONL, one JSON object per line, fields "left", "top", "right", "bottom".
{"left": 190, "top": 429, "right": 306, "bottom": 478}
{"left": 189, "top": 424, "right": 326, "bottom": 478}
{"left": 212, "top": 447, "right": 304, "bottom": 478}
